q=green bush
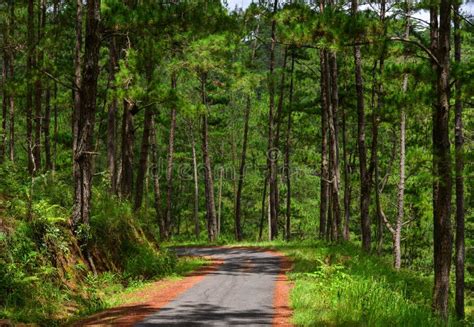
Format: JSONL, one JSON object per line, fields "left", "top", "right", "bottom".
{"left": 124, "top": 245, "right": 177, "bottom": 280}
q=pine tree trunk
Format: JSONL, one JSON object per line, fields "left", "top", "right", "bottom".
{"left": 200, "top": 73, "right": 217, "bottom": 242}
{"left": 266, "top": 0, "right": 279, "bottom": 240}
{"left": 342, "top": 102, "right": 350, "bottom": 240}
{"left": 43, "top": 87, "right": 52, "bottom": 170}
{"left": 8, "top": 61, "right": 14, "bottom": 163}
{"left": 71, "top": 0, "right": 101, "bottom": 230}
{"left": 191, "top": 130, "right": 200, "bottom": 238}
{"left": 27, "top": 0, "right": 35, "bottom": 174}
{"left": 319, "top": 50, "right": 329, "bottom": 239}
{"left": 328, "top": 51, "right": 341, "bottom": 241}
{"left": 165, "top": 75, "right": 177, "bottom": 238}
{"left": 107, "top": 37, "right": 118, "bottom": 193}
{"left": 134, "top": 107, "right": 153, "bottom": 211}
{"left": 1, "top": 48, "right": 7, "bottom": 163}
{"left": 430, "top": 1, "right": 453, "bottom": 319}
{"left": 352, "top": 0, "right": 371, "bottom": 252}
{"left": 284, "top": 53, "right": 295, "bottom": 241}
{"left": 120, "top": 99, "right": 134, "bottom": 198}
{"left": 259, "top": 175, "right": 268, "bottom": 241}
{"left": 217, "top": 166, "right": 223, "bottom": 236}
{"left": 453, "top": 2, "right": 464, "bottom": 319}
{"left": 150, "top": 118, "right": 165, "bottom": 240}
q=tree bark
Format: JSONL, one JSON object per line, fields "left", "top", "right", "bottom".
{"left": 352, "top": 0, "right": 371, "bottom": 252}
{"left": 284, "top": 52, "right": 295, "bottom": 241}
{"left": 430, "top": 0, "right": 453, "bottom": 319}
{"left": 342, "top": 97, "right": 351, "bottom": 240}
{"left": 150, "top": 117, "right": 165, "bottom": 240}
{"left": 165, "top": 75, "right": 177, "bottom": 238}
{"left": 1, "top": 45, "right": 7, "bottom": 163}
{"left": 191, "top": 129, "right": 200, "bottom": 238}
{"left": 259, "top": 175, "right": 268, "bottom": 241}
{"left": 134, "top": 107, "right": 153, "bottom": 211}
{"left": 43, "top": 87, "right": 52, "bottom": 170}
{"left": 319, "top": 49, "right": 329, "bottom": 240}
{"left": 453, "top": 1, "right": 464, "bottom": 319}
{"left": 71, "top": 0, "right": 101, "bottom": 230}
{"left": 119, "top": 98, "right": 134, "bottom": 199}
{"left": 217, "top": 166, "right": 223, "bottom": 237}
{"left": 266, "top": 0, "right": 279, "bottom": 240}
{"left": 27, "top": 0, "right": 35, "bottom": 174}
{"left": 8, "top": 0, "right": 14, "bottom": 163}
{"left": 200, "top": 73, "right": 217, "bottom": 242}
{"left": 107, "top": 37, "right": 118, "bottom": 193}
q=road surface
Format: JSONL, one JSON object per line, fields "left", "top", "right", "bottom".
{"left": 136, "top": 247, "right": 285, "bottom": 326}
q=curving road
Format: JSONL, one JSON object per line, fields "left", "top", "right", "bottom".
{"left": 135, "top": 247, "right": 285, "bottom": 327}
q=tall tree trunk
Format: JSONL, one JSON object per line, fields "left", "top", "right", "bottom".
{"left": 150, "top": 117, "right": 165, "bottom": 240}
{"left": 328, "top": 51, "right": 341, "bottom": 241}
{"left": 7, "top": 0, "right": 14, "bottom": 163}
{"left": 134, "top": 107, "right": 153, "bottom": 211}
{"left": 107, "top": 37, "right": 118, "bottom": 193}
{"left": 394, "top": 13, "right": 411, "bottom": 270}
{"left": 72, "top": 0, "right": 82, "bottom": 197}
{"left": 374, "top": 0, "right": 386, "bottom": 254}
{"left": 165, "top": 75, "right": 177, "bottom": 238}
{"left": 235, "top": 96, "right": 250, "bottom": 241}
{"left": 217, "top": 166, "right": 223, "bottom": 236}
{"left": 1, "top": 47, "right": 7, "bottom": 163}
{"left": 27, "top": 0, "right": 35, "bottom": 174}
{"left": 191, "top": 129, "right": 200, "bottom": 238}
{"left": 352, "top": 0, "right": 371, "bottom": 252}
{"left": 342, "top": 99, "right": 351, "bottom": 240}
{"left": 453, "top": 1, "right": 464, "bottom": 319}
{"left": 259, "top": 175, "right": 268, "bottom": 241}
{"left": 52, "top": 83, "right": 57, "bottom": 170}
{"left": 430, "top": 0, "right": 452, "bottom": 319}
{"left": 266, "top": 0, "right": 279, "bottom": 240}
{"left": 200, "top": 73, "right": 217, "bottom": 242}
{"left": 120, "top": 99, "right": 134, "bottom": 198}
{"left": 319, "top": 49, "right": 329, "bottom": 239}
{"left": 71, "top": 0, "right": 101, "bottom": 229}
{"left": 8, "top": 61, "right": 14, "bottom": 163}
{"left": 284, "top": 52, "right": 295, "bottom": 241}
{"left": 43, "top": 87, "right": 52, "bottom": 170}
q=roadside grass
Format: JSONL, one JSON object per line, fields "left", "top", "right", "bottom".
{"left": 167, "top": 239, "right": 469, "bottom": 326}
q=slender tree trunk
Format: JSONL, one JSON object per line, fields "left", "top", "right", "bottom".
{"left": 266, "top": 0, "right": 279, "bottom": 240}
{"left": 165, "top": 75, "right": 177, "bottom": 238}
{"left": 453, "top": 2, "right": 464, "bottom": 319}
{"left": 342, "top": 100, "right": 350, "bottom": 240}
{"left": 27, "top": 0, "right": 35, "bottom": 174}
{"left": 217, "top": 166, "right": 223, "bottom": 237}
{"left": 1, "top": 48, "right": 7, "bottom": 163}
{"left": 52, "top": 83, "right": 57, "bottom": 170}
{"left": 328, "top": 51, "right": 341, "bottom": 241}
{"left": 150, "top": 118, "right": 165, "bottom": 240}
{"left": 430, "top": 0, "right": 452, "bottom": 319}
{"left": 284, "top": 53, "right": 295, "bottom": 241}
{"left": 352, "top": 0, "right": 371, "bottom": 252}
{"left": 120, "top": 99, "right": 134, "bottom": 198}
{"left": 394, "top": 14, "right": 410, "bottom": 270}
{"left": 259, "top": 175, "right": 268, "bottom": 241}
{"left": 43, "top": 87, "right": 52, "bottom": 170}
{"left": 71, "top": 0, "right": 101, "bottom": 230}
{"left": 235, "top": 96, "right": 250, "bottom": 241}
{"left": 200, "top": 73, "right": 217, "bottom": 242}
{"left": 134, "top": 107, "right": 153, "bottom": 211}
{"left": 7, "top": 0, "right": 14, "bottom": 163}
{"left": 107, "top": 37, "right": 118, "bottom": 193}
{"left": 319, "top": 50, "right": 329, "bottom": 239}
{"left": 191, "top": 130, "right": 200, "bottom": 238}
{"left": 8, "top": 61, "right": 14, "bottom": 163}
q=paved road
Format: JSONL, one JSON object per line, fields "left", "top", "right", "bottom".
{"left": 136, "top": 247, "right": 283, "bottom": 326}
